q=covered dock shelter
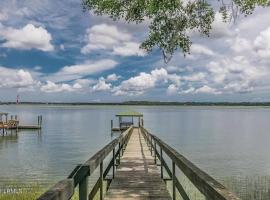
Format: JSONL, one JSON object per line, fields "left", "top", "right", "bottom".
{"left": 0, "top": 112, "right": 8, "bottom": 123}
{"left": 115, "top": 111, "right": 143, "bottom": 130}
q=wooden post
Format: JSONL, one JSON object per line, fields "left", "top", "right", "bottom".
{"left": 79, "top": 177, "right": 88, "bottom": 200}
{"left": 40, "top": 115, "right": 43, "bottom": 128}
{"left": 121, "top": 141, "right": 124, "bottom": 155}
{"left": 111, "top": 120, "right": 113, "bottom": 130}
{"left": 172, "top": 161, "right": 176, "bottom": 200}
{"left": 154, "top": 141, "right": 157, "bottom": 164}
{"left": 113, "top": 148, "right": 115, "bottom": 179}
{"left": 150, "top": 136, "right": 153, "bottom": 156}
{"left": 161, "top": 147, "right": 163, "bottom": 179}
{"left": 118, "top": 142, "right": 121, "bottom": 164}
{"left": 100, "top": 161, "right": 103, "bottom": 200}
{"left": 119, "top": 117, "right": 121, "bottom": 130}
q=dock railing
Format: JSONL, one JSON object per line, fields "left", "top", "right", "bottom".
{"left": 38, "top": 126, "right": 133, "bottom": 200}
{"left": 140, "top": 126, "right": 240, "bottom": 200}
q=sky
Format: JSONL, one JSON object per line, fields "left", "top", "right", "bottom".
{"left": 0, "top": 1, "right": 270, "bottom": 102}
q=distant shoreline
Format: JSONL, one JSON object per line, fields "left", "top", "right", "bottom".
{"left": 1, "top": 101, "right": 270, "bottom": 106}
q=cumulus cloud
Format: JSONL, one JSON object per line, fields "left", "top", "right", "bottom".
{"left": 40, "top": 81, "right": 79, "bottom": 93}
{"left": 106, "top": 74, "right": 121, "bottom": 82}
{"left": 195, "top": 85, "right": 220, "bottom": 94}
{"left": 0, "top": 67, "right": 37, "bottom": 89}
{"left": 254, "top": 27, "right": 270, "bottom": 59}
{"left": 230, "top": 36, "right": 252, "bottom": 53}
{"left": 47, "top": 59, "right": 118, "bottom": 82}
{"left": 112, "top": 68, "right": 181, "bottom": 96}
{"left": 167, "top": 84, "right": 178, "bottom": 95}
{"left": 190, "top": 44, "right": 215, "bottom": 56}
{"left": 81, "top": 24, "right": 146, "bottom": 57}
{"left": 0, "top": 24, "right": 54, "bottom": 51}
{"left": 92, "top": 78, "right": 112, "bottom": 92}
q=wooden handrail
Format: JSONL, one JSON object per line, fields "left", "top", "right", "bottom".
{"left": 141, "top": 127, "right": 241, "bottom": 200}
{"left": 38, "top": 126, "right": 133, "bottom": 200}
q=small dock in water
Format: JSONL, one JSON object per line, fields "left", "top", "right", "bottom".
{"left": 0, "top": 112, "right": 42, "bottom": 135}
{"left": 38, "top": 113, "right": 240, "bottom": 200}
{"left": 111, "top": 111, "right": 143, "bottom": 131}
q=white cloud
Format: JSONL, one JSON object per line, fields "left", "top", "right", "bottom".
{"left": 106, "top": 73, "right": 121, "bottom": 82}
{"left": 81, "top": 24, "right": 145, "bottom": 57}
{"left": 0, "top": 67, "right": 37, "bottom": 89}
{"left": 0, "top": 24, "right": 54, "bottom": 51}
{"left": 40, "top": 81, "right": 78, "bottom": 93}
{"left": 254, "top": 26, "right": 270, "bottom": 59}
{"left": 180, "top": 87, "right": 195, "bottom": 94}
{"left": 182, "top": 72, "right": 207, "bottom": 82}
{"left": 190, "top": 44, "right": 214, "bottom": 56}
{"left": 92, "top": 78, "right": 112, "bottom": 92}
{"left": 167, "top": 84, "right": 178, "bottom": 95}
{"left": 211, "top": 12, "right": 232, "bottom": 38}
{"left": 113, "top": 42, "right": 146, "bottom": 56}
{"left": 195, "top": 85, "right": 220, "bottom": 94}
{"left": 230, "top": 36, "right": 252, "bottom": 53}
{"left": 74, "top": 79, "right": 95, "bottom": 87}
{"left": 47, "top": 59, "right": 118, "bottom": 82}
{"left": 179, "top": 85, "right": 220, "bottom": 95}
{"left": 113, "top": 68, "right": 181, "bottom": 96}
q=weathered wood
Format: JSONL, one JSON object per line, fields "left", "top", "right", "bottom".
{"left": 38, "top": 127, "right": 133, "bottom": 200}
{"left": 100, "top": 161, "right": 104, "bottom": 200}
{"left": 141, "top": 127, "right": 240, "bottom": 200}
{"left": 89, "top": 178, "right": 101, "bottom": 200}
{"left": 79, "top": 176, "right": 88, "bottom": 200}
{"left": 172, "top": 161, "right": 176, "bottom": 200}
{"left": 105, "top": 128, "right": 171, "bottom": 200}
{"left": 38, "top": 124, "right": 240, "bottom": 200}
{"left": 68, "top": 165, "right": 89, "bottom": 187}
{"left": 84, "top": 126, "right": 133, "bottom": 176}
{"left": 37, "top": 179, "right": 74, "bottom": 200}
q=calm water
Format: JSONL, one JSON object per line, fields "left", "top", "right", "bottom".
{"left": 0, "top": 105, "right": 270, "bottom": 199}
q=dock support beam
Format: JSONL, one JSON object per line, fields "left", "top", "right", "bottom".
{"left": 154, "top": 141, "right": 157, "bottom": 164}
{"left": 100, "top": 161, "right": 103, "bottom": 200}
{"left": 160, "top": 147, "right": 163, "bottom": 179}
{"left": 172, "top": 161, "right": 176, "bottom": 200}
{"left": 113, "top": 148, "right": 115, "bottom": 178}
{"left": 79, "top": 177, "right": 88, "bottom": 200}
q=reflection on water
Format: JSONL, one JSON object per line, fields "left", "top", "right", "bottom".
{"left": 0, "top": 105, "right": 270, "bottom": 199}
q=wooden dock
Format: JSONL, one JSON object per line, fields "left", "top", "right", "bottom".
{"left": 105, "top": 128, "right": 171, "bottom": 200}
{"left": 38, "top": 126, "right": 240, "bottom": 200}
{"left": 0, "top": 114, "right": 42, "bottom": 134}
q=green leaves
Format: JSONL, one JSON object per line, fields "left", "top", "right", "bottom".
{"left": 83, "top": 0, "right": 269, "bottom": 63}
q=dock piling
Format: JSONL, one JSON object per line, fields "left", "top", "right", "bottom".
{"left": 100, "top": 161, "right": 103, "bottom": 200}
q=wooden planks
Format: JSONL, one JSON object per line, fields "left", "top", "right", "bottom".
{"left": 142, "top": 127, "right": 241, "bottom": 200}
{"left": 105, "top": 128, "right": 171, "bottom": 200}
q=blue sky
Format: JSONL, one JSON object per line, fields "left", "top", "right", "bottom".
{"left": 0, "top": 0, "right": 270, "bottom": 102}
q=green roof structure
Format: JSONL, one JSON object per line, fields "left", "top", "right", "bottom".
{"left": 116, "top": 111, "right": 143, "bottom": 117}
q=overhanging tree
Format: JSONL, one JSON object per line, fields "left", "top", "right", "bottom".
{"left": 83, "top": 0, "right": 270, "bottom": 63}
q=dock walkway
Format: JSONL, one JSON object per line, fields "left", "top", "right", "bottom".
{"left": 105, "top": 128, "right": 171, "bottom": 200}
{"left": 38, "top": 125, "right": 240, "bottom": 200}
